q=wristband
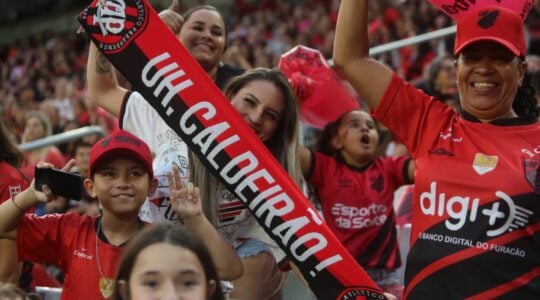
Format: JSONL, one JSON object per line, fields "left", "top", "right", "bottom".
{"left": 11, "top": 195, "right": 25, "bottom": 212}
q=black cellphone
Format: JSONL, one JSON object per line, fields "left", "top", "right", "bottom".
{"left": 34, "top": 167, "right": 84, "bottom": 200}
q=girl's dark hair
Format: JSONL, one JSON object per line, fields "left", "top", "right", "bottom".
{"left": 0, "top": 120, "right": 24, "bottom": 167}
{"left": 514, "top": 70, "right": 539, "bottom": 118}
{"left": 315, "top": 110, "right": 357, "bottom": 157}
{"left": 112, "top": 224, "right": 224, "bottom": 300}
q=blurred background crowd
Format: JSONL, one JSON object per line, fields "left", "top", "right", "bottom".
{"left": 0, "top": 0, "right": 539, "bottom": 297}
{"left": 1, "top": 0, "right": 539, "bottom": 149}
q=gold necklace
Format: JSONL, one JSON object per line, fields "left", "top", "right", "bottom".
{"left": 95, "top": 220, "right": 115, "bottom": 298}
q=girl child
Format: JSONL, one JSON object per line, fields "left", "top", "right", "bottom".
{"left": 113, "top": 223, "right": 224, "bottom": 300}
{"left": 298, "top": 109, "right": 415, "bottom": 297}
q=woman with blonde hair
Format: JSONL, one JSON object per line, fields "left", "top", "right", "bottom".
{"left": 20, "top": 111, "right": 66, "bottom": 178}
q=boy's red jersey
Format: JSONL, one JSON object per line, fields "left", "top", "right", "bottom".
{"left": 18, "top": 213, "right": 123, "bottom": 299}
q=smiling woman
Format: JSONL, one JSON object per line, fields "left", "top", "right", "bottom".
{"left": 189, "top": 68, "right": 303, "bottom": 300}
{"left": 333, "top": 1, "right": 539, "bottom": 299}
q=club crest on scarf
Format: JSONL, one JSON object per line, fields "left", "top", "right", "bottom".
{"left": 337, "top": 286, "right": 385, "bottom": 300}
{"left": 79, "top": 0, "right": 148, "bottom": 53}
{"left": 523, "top": 158, "right": 540, "bottom": 194}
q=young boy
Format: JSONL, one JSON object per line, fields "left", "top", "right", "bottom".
{"left": 0, "top": 130, "right": 241, "bottom": 299}
{"left": 0, "top": 129, "right": 157, "bottom": 299}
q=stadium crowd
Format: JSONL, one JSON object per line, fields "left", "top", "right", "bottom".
{"left": 0, "top": 0, "right": 539, "bottom": 299}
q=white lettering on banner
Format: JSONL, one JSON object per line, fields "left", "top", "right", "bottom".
{"left": 95, "top": 0, "right": 126, "bottom": 36}
{"left": 221, "top": 152, "right": 258, "bottom": 184}
{"left": 193, "top": 122, "right": 230, "bottom": 154}
{"left": 255, "top": 192, "right": 294, "bottom": 227}
{"left": 273, "top": 216, "right": 310, "bottom": 245}
{"left": 142, "top": 52, "right": 194, "bottom": 116}
{"left": 141, "top": 52, "right": 344, "bottom": 277}
{"left": 420, "top": 182, "right": 533, "bottom": 236}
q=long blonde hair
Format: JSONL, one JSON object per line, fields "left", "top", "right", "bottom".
{"left": 22, "top": 110, "right": 54, "bottom": 164}
{"left": 190, "top": 68, "right": 303, "bottom": 225}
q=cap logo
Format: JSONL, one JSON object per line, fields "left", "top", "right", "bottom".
{"left": 100, "top": 137, "right": 112, "bottom": 148}
{"left": 115, "top": 135, "right": 141, "bottom": 147}
{"left": 478, "top": 9, "right": 499, "bottom": 29}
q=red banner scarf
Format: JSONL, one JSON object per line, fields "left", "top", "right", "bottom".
{"left": 79, "top": 1, "right": 384, "bottom": 299}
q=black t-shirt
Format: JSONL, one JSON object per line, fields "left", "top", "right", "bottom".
{"left": 214, "top": 63, "right": 244, "bottom": 91}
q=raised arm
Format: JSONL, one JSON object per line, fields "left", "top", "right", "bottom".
{"left": 0, "top": 187, "right": 42, "bottom": 240}
{"left": 0, "top": 240, "right": 21, "bottom": 283}
{"left": 167, "top": 166, "right": 243, "bottom": 280}
{"left": 0, "top": 161, "right": 75, "bottom": 240}
{"left": 333, "top": 0, "right": 394, "bottom": 110}
{"left": 86, "top": 42, "right": 127, "bottom": 117}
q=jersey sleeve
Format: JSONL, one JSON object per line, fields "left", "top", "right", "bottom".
{"left": 372, "top": 74, "right": 456, "bottom": 157}
{"left": 0, "top": 177, "right": 27, "bottom": 203}
{"left": 387, "top": 155, "right": 413, "bottom": 186}
{"left": 309, "top": 152, "right": 334, "bottom": 187}
{"left": 17, "top": 213, "right": 75, "bottom": 269}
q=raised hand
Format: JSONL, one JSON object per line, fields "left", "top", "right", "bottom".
{"left": 167, "top": 165, "right": 203, "bottom": 224}
{"left": 32, "top": 159, "right": 76, "bottom": 204}
{"left": 168, "top": 0, "right": 181, "bottom": 13}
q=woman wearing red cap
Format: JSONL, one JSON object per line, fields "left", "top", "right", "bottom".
{"left": 334, "top": 1, "right": 538, "bottom": 299}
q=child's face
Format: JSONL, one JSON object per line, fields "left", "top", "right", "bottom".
{"left": 230, "top": 79, "right": 285, "bottom": 143}
{"left": 84, "top": 158, "right": 156, "bottom": 217}
{"left": 127, "top": 243, "right": 215, "bottom": 300}
{"left": 75, "top": 146, "right": 91, "bottom": 177}
{"left": 23, "top": 116, "right": 46, "bottom": 141}
{"left": 331, "top": 111, "right": 379, "bottom": 167}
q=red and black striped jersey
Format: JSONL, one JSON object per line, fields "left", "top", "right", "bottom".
{"left": 309, "top": 152, "right": 411, "bottom": 269}
{"left": 374, "top": 74, "right": 540, "bottom": 299}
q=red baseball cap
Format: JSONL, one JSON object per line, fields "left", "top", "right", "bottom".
{"left": 454, "top": 5, "right": 526, "bottom": 57}
{"left": 89, "top": 130, "right": 153, "bottom": 178}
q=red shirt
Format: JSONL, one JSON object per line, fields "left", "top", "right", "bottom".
{"left": 309, "top": 152, "right": 410, "bottom": 269}
{"left": 0, "top": 161, "right": 30, "bottom": 202}
{"left": 17, "top": 213, "right": 123, "bottom": 300}
{"left": 21, "top": 147, "right": 67, "bottom": 179}
{"left": 374, "top": 74, "right": 540, "bottom": 299}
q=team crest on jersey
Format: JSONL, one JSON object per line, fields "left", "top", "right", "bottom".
{"left": 79, "top": 0, "right": 148, "bottom": 53}
{"left": 523, "top": 158, "right": 540, "bottom": 194}
{"left": 337, "top": 286, "right": 385, "bottom": 300}
{"left": 472, "top": 153, "right": 498, "bottom": 175}
{"left": 8, "top": 185, "right": 22, "bottom": 197}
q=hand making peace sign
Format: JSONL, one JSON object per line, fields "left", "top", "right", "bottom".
{"left": 167, "top": 165, "right": 203, "bottom": 224}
